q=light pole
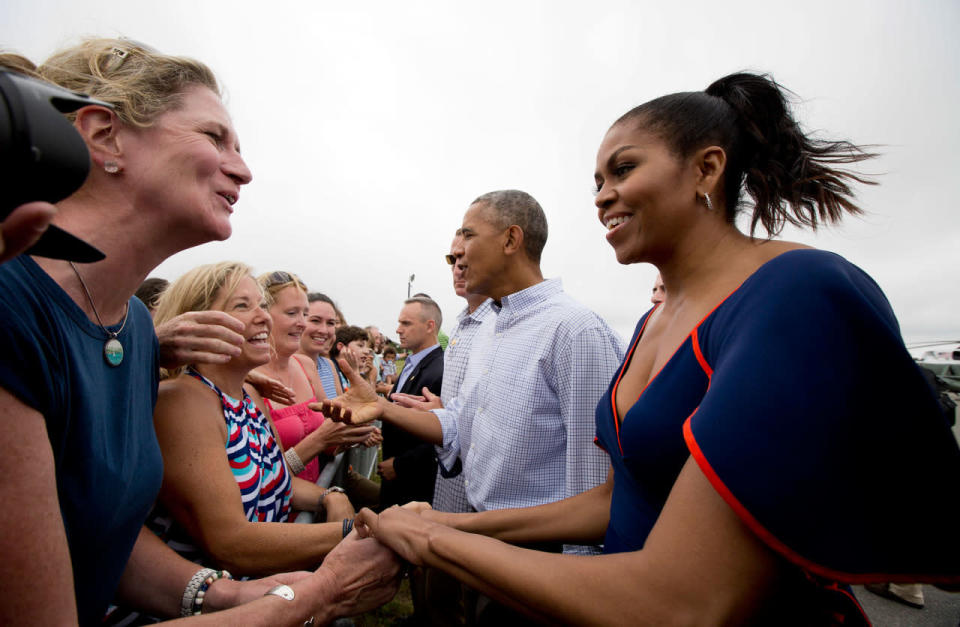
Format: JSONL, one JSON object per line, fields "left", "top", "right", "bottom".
{"left": 407, "top": 274, "right": 415, "bottom": 298}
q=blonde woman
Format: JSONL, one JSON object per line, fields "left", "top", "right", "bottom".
{"left": 251, "top": 272, "right": 378, "bottom": 486}
{"left": 0, "top": 39, "right": 397, "bottom": 624}
{"left": 151, "top": 262, "right": 363, "bottom": 575}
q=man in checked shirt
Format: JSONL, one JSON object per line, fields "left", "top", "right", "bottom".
{"left": 318, "top": 189, "right": 624, "bottom": 549}
{"left": 414, "top": 233, "right": 496, "bottom": 625}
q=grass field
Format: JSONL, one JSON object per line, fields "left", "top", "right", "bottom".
{"left": 353, "top": 578, "right": 413, "bottom": 625}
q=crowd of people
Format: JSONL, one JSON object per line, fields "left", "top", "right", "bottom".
{"left": 0, "top": 36, "right": 958, "bottom": 627}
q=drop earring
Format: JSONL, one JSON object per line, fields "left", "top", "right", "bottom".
{"left": 702, "top": 192, "right": 714, "bottom": 211}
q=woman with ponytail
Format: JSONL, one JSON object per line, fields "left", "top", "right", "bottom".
{"left": 338, "top": 72, "right": 960, "bottom": 624}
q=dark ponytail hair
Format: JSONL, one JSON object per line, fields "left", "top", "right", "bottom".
{"left": 616, "top": 72, "right": 876, "bottom": 236}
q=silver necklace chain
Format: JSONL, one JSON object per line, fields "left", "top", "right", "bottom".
{"left": 69, "top": 261, "right": 129, "bottom": 338}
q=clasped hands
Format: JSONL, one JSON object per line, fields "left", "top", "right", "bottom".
{"left": 353, "top": 501, "right": 452, "bottom": 568}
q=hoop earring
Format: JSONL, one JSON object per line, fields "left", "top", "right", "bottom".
{"left": 702, "top": 192, "right": 714, "bottom": 211}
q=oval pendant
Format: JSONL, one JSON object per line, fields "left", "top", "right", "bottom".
{"left": 104, "top": 337, "right": 124, "bottom": 367}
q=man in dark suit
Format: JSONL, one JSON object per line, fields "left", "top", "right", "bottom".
{"left": 377, "top": 296, "right": 443, "bottom": 509}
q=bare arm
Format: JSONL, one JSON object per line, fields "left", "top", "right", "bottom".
{"left": 0, "top": 386, "right": 78, "bottom": 624}
{"left": 154, "top": 379, "right": 347, "bottom": 575}
{"left": 359, "top": 458, "right": 782, "bottom": 625}
{"left": 380, "top": 400, "right": 443, "bottom": 444}
{"left": 292, "top": 420, "right": 379, "bottom": 463}
{"left": 424, "top": 467, "right": 613, "bottom": 546}
{"left": 288, "top": 476, "right": 355, "bottom": 522}
{"left": 293, "top": 353, "right": 328, "bottom": 402}
{"left": 244, "top": 369, "right": 296, "bottom": 405}
{"left": 0, "top": 384, "right": 389, "bottom": 625}
{"left": 113, "top": 527, "right": 312, "bottom": 618}
{"left": 144, "top": 532, "right": 402, "bottom": 626}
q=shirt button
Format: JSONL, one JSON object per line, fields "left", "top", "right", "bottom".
{"left": 464, "top": 479, "right": 470, "bottom": 486}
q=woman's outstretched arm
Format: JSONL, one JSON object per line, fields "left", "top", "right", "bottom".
{"left": 360, "top": 457, "right": 782, "bottom": 625}
{"left": 154, "top": 378, "right": 346, "bottom": 575}
{"left": 423, "top": 467, "right": 613, "bottom": 546}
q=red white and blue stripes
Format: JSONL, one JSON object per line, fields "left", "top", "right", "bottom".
{"left": 188, "top": 368, "right": 292, "bottom": 522}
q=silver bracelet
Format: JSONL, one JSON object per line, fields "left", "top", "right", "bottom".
{"left": 284, "top": 448, "right": 306, "bottom": 475}
{"left": 264, "top": 586, "right": 316, "bottom": 626}
{"left": 181, "top": 568, "right": 216, "bottom": 617}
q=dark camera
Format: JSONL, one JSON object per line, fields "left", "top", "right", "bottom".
{"left": 0, "top": 70, "right": 106, "bottom": 261}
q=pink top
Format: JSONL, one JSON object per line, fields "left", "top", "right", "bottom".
{"left": 265, "top": 360, "right": 326, "bottom": 483}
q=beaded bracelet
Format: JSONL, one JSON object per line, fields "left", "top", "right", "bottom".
{"left": 191, "top": 569, "right": 233, "bottom": 615}
{"left": 181, "top": 568, "right": 216, "bottom": 617}
{"left": 284, "top": 448, "right": 306, "bottom": 475}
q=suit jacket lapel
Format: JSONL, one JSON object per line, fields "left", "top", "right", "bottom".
{"left": 398, "top": 347, "right": 438, "bottom": 395}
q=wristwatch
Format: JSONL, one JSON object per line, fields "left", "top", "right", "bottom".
{"left": 316, "top": 486, "right": 346, "bottom": 516}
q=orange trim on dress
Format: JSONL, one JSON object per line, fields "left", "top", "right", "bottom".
{"left": 683, "top": 418, "right": 960, "bottom": 586}
{"left": 690, "top": 328, "right": 712, "bottom": 377}
{"left": 610, "top": 281, "right": 742, "bottom": 455}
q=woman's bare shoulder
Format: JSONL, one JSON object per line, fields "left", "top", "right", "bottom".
{"left": 751, "top": 238, "right": 812, "bottom": 262}
{"left": 291, "top": 352, "right": 315, "bottom": 371}
{"left": 157, "top": 374, "right": 218, "bottom": 412}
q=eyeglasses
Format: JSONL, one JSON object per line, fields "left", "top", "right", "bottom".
{"left": 444, "top": 254, "right": 456, "bottom": 266}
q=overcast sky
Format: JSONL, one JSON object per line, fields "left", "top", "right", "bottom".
{"left": 3, "top": 0, "right": 957, "bottom": 350}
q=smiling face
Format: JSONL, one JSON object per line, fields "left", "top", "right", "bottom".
{"left": 594, "top": 122, "right": 698, "bottom": 265}
{"left": 119, "top": 84, "right": 252, "bottom": 248}
{"left": 211, "top": 275, "right": 272, "bottom": 369}
{"left": 302, "top": 300, "right": 338, "bottom": 357}
{"left": 268, "top": 285, "right": 309, "bottom": 358}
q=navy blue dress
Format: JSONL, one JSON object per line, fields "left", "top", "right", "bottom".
{"left": 594, "top": 250, "right": 960, "bottom": 621}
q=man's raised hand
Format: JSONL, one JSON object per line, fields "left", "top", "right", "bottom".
{"left": 310, "top": 357, "right": 384, "bottom": 424}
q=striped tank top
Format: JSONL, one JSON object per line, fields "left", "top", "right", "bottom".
{"left": 115, "top": 370, "right": 294, "bottom": 622}
{"left": 187, "top": 367, "right": 292, "bottom": 522}
{"left": 316, "top": 356, "right": 339, "bottom": 398}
